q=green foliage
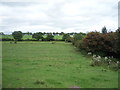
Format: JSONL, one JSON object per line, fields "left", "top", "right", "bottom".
{"left": 62, "top": 34, "right": 70, "bottom": 41}
{"left": 59, "top": 32, "right": 64, "bottom": 35}
{"left": 73, "top": 32, "right": 86, "bottom": 40}
{"left": 66, "top": 37, "right": 73, "bottom": 42}
{"left": 32, "top": 32, "right": 43, "bottom": 41}
{"left": 1, "top": 34, "right": 64, "bottom": 41}
{"left": 72, "top": 33, "right": 86, "bottom": 46}
{"left": 73, "top": 33, "right": 83, "bottom": 41}
{"left": 46, "top": 34, "right": 54, "bottom": 41}
{"left": 62, "top": 34, "right": 73, "bottom": 42}
{"left": 74, "top": 40, "right": 85, "bottom": 51}
{"left": 12, "top": 31, "right": 23, "bottom": 41}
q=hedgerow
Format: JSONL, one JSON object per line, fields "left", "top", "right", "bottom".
{"left": 72, "top": 29, "right": 120, "bottom": 59}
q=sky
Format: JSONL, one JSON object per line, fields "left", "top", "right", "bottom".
{"left": 0, "top": 0, "right": 119, "bottom": 34}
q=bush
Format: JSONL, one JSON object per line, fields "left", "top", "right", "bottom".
{"left": 82, "top": 32, "right": 103, "bottom": 52}
{"left": 81, "top": 31, "right": 119, "bottom": 58}
{"left": 72, "top": 29, "right": 120, "bottom": 59}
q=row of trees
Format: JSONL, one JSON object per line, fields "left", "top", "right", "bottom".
{"left": 32, "top": 32, "right": 54, "bottom": 41}
{"left": 15, "top": 32, "right": 78, "bottom": 36}
{"left": 1, "top": 31, "right": 86, "bottom": 41}
{"left": 1, "top": 31, "right": 85, "bottom": 36}
{"left": 12, "top": 31, "right": 55, "bottom": 41}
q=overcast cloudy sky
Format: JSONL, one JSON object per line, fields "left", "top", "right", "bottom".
{"left": 0, "top": 0, "right": 119, "bottom": 34}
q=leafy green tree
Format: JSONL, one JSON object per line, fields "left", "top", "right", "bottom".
{"left": 69, "top": 32, "right": 74, "bottom": 35}
{"left": 32, "top": 32, "right": 43, "bottom": 41}
{"left": 46, "top": 34, "right": 54, "bottom": 41}
{"left": 59, "top": 32, "right": 64, "bottom": 35}
{"left": 73, "top": 33, "right": 83, "bottom": 41}
{"left": 72, "top": 33, "right": 85, "bottom": 45}
{"left": 12, "top": 31, "right": 23, "bottom": 41}
{"left": 62, "top": 34, "right": 70, "bottom": 41}
{"left": 102, "top": 26, "right": 107, "bottom": 34}
{"left": 53, "top": 32, "right": 56, "bottom": 36}
{"left": 66, "top": 36, "right": 73, "bottom": 42}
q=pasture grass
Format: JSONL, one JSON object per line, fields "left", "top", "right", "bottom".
{"left": 22, "top": 35, "right": 32, "bottom": 40}
{"left": 2, "top": 41, "right": 118, "bottom": 88}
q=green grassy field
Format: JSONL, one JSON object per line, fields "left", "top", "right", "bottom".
{"left": 2, "top": 41, "right": 118, "bottom": 88}
{"left": 22, "top": 35, "right": 32, "bottom": 40}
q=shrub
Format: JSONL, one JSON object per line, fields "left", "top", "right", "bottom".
{"left": 82, "top": 32, "right": 103, "bottom": 52}
{"left": 72, "top": 29, "right": 120, "bottom": 59}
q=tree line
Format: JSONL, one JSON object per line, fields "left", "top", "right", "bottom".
{"left": 1, "top": 31, "right": 86, "bottom": 41}
{"left": 0, "top": 32, "right": 79, "bottom": 36}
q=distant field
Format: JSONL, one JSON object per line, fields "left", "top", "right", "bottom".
{"left": 0, "top": 35, "right": 63, "bottom": 40}
{"left": 2, "top": 41, "right": 118, "bottom": 88}
{"left": 22, "top": 35, "right": 32, "bottom": 40}
{"left": 0, "top": 35, "right": 14, "bottom": 39}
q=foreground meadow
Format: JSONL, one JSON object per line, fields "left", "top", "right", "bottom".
{"left": 2, "top": 41, "right": 118, "bottom": 88}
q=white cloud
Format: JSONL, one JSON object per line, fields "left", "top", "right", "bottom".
{"left": 0, "top": 0, "right": 119, "bottom": 34}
